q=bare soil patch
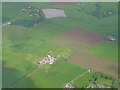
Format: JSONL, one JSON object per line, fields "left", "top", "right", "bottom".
{"left": 52, "top": 35, "right": 91, "bottom": 50}
{"left": 42, "top": 9, "right": 67, "bottom": 18}
{"left": 68, "top": 52, "right": 118, "bottom": 77}
{"left": 63, "top": 28, "right": 105, "bottom": 45}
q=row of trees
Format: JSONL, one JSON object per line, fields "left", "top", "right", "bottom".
{"left": 77, "top": 3, "right": 114, "bottom": 18}
{"left": 74, "top": 72, "right": 118, "bottom": 88}
{"left": 88, "top": 72, "right": 118, "bottom": 88}
{"left": 33, "top": 9, "right": 45, "bottom": 25}
{"left": 92, "top": 3, "right": 113, "bottom": 18}
{"left": 23, "top": 6, "right": 45, "bottom": 25}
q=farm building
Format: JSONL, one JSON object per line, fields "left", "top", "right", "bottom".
{"left": 38, "top": 55, "right": 60, "bottom": 65}
{"left": 105, "top": 35, "right": 117, "bottom": 41}
{"left": 88, "top": 70, "right": 91, "bottom": 73}
{"left": 104, "top": 11, "right": 113, "bottom": 16}
{"left": 42, "top": 9, "right": 67, "bottom": 18}
{"left": 87, "top": 83, "right": 104, "bottom": 88}
{"left": 64, "top": 83, "right": 74, "bottom": 88}
{"left": 2, "top": 22, "right": 11, "bottom": 27}
{"left": 48, "top": 50, "right": 53, "bottom": 54}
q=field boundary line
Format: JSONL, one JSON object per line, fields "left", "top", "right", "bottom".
{"left": 10, "top": 67, "right": 39, "bottom": 88}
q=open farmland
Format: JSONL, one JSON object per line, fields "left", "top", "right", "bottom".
{"left": 52, "top": 33, "right": 118, "bottom": 77}
{"left": 13, "top": 60, "right": 86, "bottom": 88}
{"left": 68, "top": 52, "right": 118, "bottom": 77}
{"left": 2, "top": 3, "right": 87, "bottom": 87}
{"left": 2, "top": 2, "right": 118, "bottom": 88}
{"left": 63, "top": 28, "right": 105, "bottom": 45}
{"left": 3, "top": 59, "right": 87, "bottom": 88}
{"left": 2, "top": 32, "right": 87, "bottom": 88}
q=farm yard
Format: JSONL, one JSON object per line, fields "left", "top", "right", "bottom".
{"left": 2, "top": 2, "right": 118, "bottom": 88}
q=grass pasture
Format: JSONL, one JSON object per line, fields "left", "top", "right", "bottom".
{"left": 73, "top": 72, "right": 95, "bottom": 88}
{"left": 46, "top": 5, "right": 71, "bottom": 9}
{"left": 2, "top": 67, "right": 25, "bottom": 88}
{"left": 2, "top": 3, "right": 27, "bottom": 18}
{"left": 11, "top": 20, "right": 34, "bottom": 27}
{"left": 2, "top": 17, "right": 11, "bottom": 23}
{"left": 47, "top": 2, "right": 76, "bottom": 9}
{"left": 64, "top": 2, "right": 118, "bottom": 36}
{"left": 2, "top": 25, "right": 31, "bottom": 44}
{"left": 2, "top": 25, "right": 88, "bottom": 87}
{"left": 2, "top": 2, "right": 50, "bottom": 18}
{"left": 2, "top": 2, "right": 118, "bottom": 36}
{"left": 87, "top": 41, "right": 118, "bottom": 61}
{"left": 14, "top": 60, "right": 87, "bottom": 88}
{"left": 10, "top": 11, "right": 36, "bottom": 23}
{"left": 2, "top": 2, "right": 118, "bottom": 88}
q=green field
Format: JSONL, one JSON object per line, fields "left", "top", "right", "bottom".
{"left": 11, "top": 20, "right": 34, "bottom": 27}
{"left": 87, "top": 41, "right": 118, "bottom": 61}
{"left": 14, "top": 60, "right": 86, "bottom": 88}
{"left": 3, "top": 59, "right": 87, "bottom": 88}
{"left": 2, "top": 2, "right": 118, "bottom": 88}
{"left": 2, "top": 23, "right": 87, "bottom": 88}
{"left": 65, "top": 2, "right": 118, "bottom": 35}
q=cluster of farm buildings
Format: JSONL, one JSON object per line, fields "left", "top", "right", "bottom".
{"left": 22, "top": 6, "right": 67, "bottom": 19}
{"left": 64, "top": 83, "right": 74, "bottom": 88}
{"left": 87, "top": 83, "right": 111, "bottom": 88}
{"left": 104, "top": 11, "right": 113, "bottom": 16}
{"left": 22, "top": 6, "right": 40, "bottom": 18}
{"left": 1, "top": 22, "right": 11, "bottom": 27}
{"left": 38, "top": 55, "right": 60, "bottom": 65}
{"left": 64, "top": 82, "right": 107, "bottom": 89}
{"left": 106, "top": 35, "right": 117, "bottom": 41}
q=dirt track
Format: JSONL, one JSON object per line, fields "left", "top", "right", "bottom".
{"left": 68, "top": 71, "right": 88, "bottom": 83}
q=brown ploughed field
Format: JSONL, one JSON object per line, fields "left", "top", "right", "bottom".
{"left": 63, "top": 28, "right": 105, "bottom": 45}
{"left": 52, "top": 28, "right": 118, "bottom": 77}
{"left": 68, "top": 52, "right": 118, "bottom": 77}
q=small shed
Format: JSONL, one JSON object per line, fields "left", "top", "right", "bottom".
{"left": 88, "top": 70, "right": 91, "bottom": 73}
